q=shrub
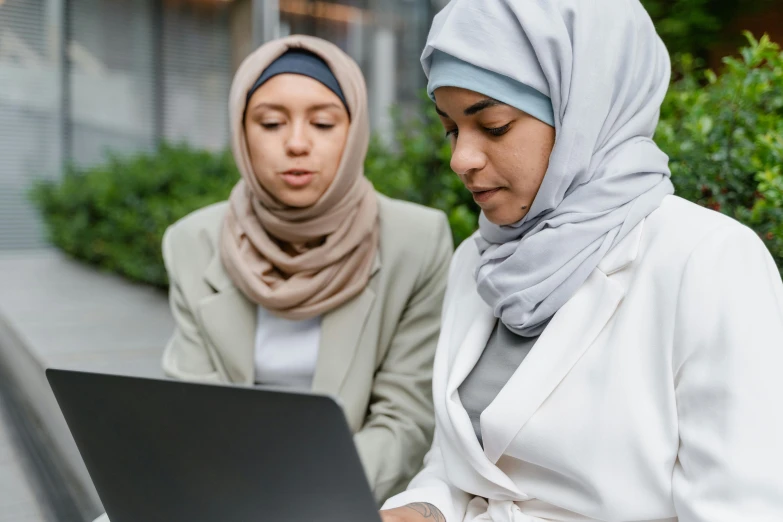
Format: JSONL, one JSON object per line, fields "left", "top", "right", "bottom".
{"left": 31, "top": 144, "right": 239, "bottom": 286}
{"left": 657, "top": 33, "right": 783, "bottom": 268}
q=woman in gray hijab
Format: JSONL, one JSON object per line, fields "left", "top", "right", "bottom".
{"left": 380, "top": 1, "right": 783, "bottom": 521}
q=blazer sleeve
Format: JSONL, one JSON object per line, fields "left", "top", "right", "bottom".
{"left": 671, "top": 224, "right": 783, "bottom": 521}
{"left": 353, "top": 213, "right": 453, "bottom": 503}
{"left": 381, "top": 428, "right": 473, "bottom": 522}
{"left": 160, "top": 225, "right": 222, "bottom": 383}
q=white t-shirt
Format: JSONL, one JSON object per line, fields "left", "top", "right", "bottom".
{"left": 253, "top": 306, "right": 322, "bottom": 390}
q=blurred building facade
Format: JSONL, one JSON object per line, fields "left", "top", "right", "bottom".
{"left": 0, "top": 0, "right": 442, "bottom": 249}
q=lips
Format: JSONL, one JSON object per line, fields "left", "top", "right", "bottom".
{"left": 470, "top": 187, "right": 502, "bottom": 203}
{"left": 281, "top": 170, "right": 315, "bottom": 188}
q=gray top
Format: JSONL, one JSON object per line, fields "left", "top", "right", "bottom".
{"left": 458, "top": 320, "right": 538, "bottom": 446}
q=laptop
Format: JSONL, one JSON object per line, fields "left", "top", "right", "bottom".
{"left": 46, "top": 369, "right": 382, "bottom": 522}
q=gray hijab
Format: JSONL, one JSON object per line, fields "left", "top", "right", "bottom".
{"left": 423, "top": 0, "right": 674, "bottom": 336}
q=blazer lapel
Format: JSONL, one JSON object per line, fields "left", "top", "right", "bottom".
{"left": 311, "top": 254, "right": 381, "bottom": 396}
{"left": 481, "top": 220, "right": 646, "bottom": 464}
{"left": 198, "top": 252, "right": 256, "bottom": 385}
{"left": 439, "top": 287, "right": 526, "bottom": 497}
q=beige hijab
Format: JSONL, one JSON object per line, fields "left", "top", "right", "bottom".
{"left": 221, "top": 35, "right": 379, "bottom": 320}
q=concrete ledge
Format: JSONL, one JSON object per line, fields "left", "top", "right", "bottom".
{"left": 0, "top": 250, "right": 173, "bottom": 521}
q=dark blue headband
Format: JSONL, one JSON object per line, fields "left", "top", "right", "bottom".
{"left": 246, "top": 49, "right": 348, "bottom": 112}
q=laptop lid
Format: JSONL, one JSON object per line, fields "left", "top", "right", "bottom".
{"left": 46, "top": 369, "right": 381, "bottom": 522}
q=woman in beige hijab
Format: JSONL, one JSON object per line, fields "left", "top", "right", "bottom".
{"left": 94, "top": 35, "right": 452, "bottom": 519}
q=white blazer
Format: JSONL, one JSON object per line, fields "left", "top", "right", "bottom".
{"left": 383, "top": 196, "right": 783, "bottom": 522}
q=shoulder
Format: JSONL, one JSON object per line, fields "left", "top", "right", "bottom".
{"left": 376, "top": 193, "right": 449, "bottom": 236}
{"left": 163, "top": 201, "right": 228, "bottom": 251}
{"left": 655, "top": 201, "right": 783, "bottom": 376}
{"left": 640, "top": 195, "right": 764, "bottom": 266}
{"left": 373, "top": 193, "right": 454, "bottom": 291}
{"left": 376, "top": 193, "right": 453, "bottom": 258}
{"left": 162, "top": 201, "right": 229, "bottom": 272}
{"left": 645, "top": 195, "right": 743, "bottom": 239}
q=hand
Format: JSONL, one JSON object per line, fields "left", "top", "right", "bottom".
{"left": 380, "top": 503, "right": 446, "bottom": 522}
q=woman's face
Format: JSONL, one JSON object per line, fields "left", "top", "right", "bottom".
{"left": 244, "top": 73, "right": 350, "bottom": 208}
{"left": 434, "top": 86, "right": 556, "bottom": 226}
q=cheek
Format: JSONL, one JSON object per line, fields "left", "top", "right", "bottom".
{"left": 495, "top": 141, "right": 551, "bottom": 195}
{"left": 245, "top": 128, "right": 277, "bottom": 170}
{"left": 322, "top": 129, "right": 349, "bottom": 175}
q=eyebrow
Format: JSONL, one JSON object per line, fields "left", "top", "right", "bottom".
{"left": 464, "top": 98, "right": 502, "bottom": 115}
{"left": 434, "top": 97, "right": 504, "bottom": 118}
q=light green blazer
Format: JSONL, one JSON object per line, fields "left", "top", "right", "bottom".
{"left": 158, "top": 192, "right": 452, "bottom": 502}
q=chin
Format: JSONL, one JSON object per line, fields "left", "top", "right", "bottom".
{"left": 273, "top": 189, "right": 321, "bottom": 208}
{"left": 483, "top": 208, "right": 528, "bottom": 226}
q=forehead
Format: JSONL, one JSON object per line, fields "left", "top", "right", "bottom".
{"left": 248, "top": 73, "right": 344, "bottom": 110}
{"left": 433, "top": 86, "right": 509, "bottom": 118}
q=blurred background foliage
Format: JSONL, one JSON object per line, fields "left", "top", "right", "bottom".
{"left": 658, "top": 33, "right": 783, "bottom": 268}
{"left": 32, "top": 27, "right": 783, "bottom": 286}
{"left": 640, "top": 0, "right": 776, "bottom": 58}
{"left": 32, "top": 146, "right": 238, "bottom": 286}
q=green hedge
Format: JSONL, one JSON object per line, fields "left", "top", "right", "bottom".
{"left": 657, "top": 33, "right": 783, "bottom": 266}
{"left": 32, "top": 146, "right": 239, "bottom": 286}
{"left": 32, "top": 34, "right": 783, "bottom": 286}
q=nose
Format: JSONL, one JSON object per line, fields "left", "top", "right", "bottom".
{"left": 285, "top": 121, "right": 311, "bottom": 156}
{"left": 450, "top": 135, "right": 487, "bottom": 178}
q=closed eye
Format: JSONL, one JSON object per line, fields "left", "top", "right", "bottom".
{"left": 261, "top": 122, "right": 282, "bottom": 129}
{"left": 485, "top": 123, "right": 511, "bottom": 137}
